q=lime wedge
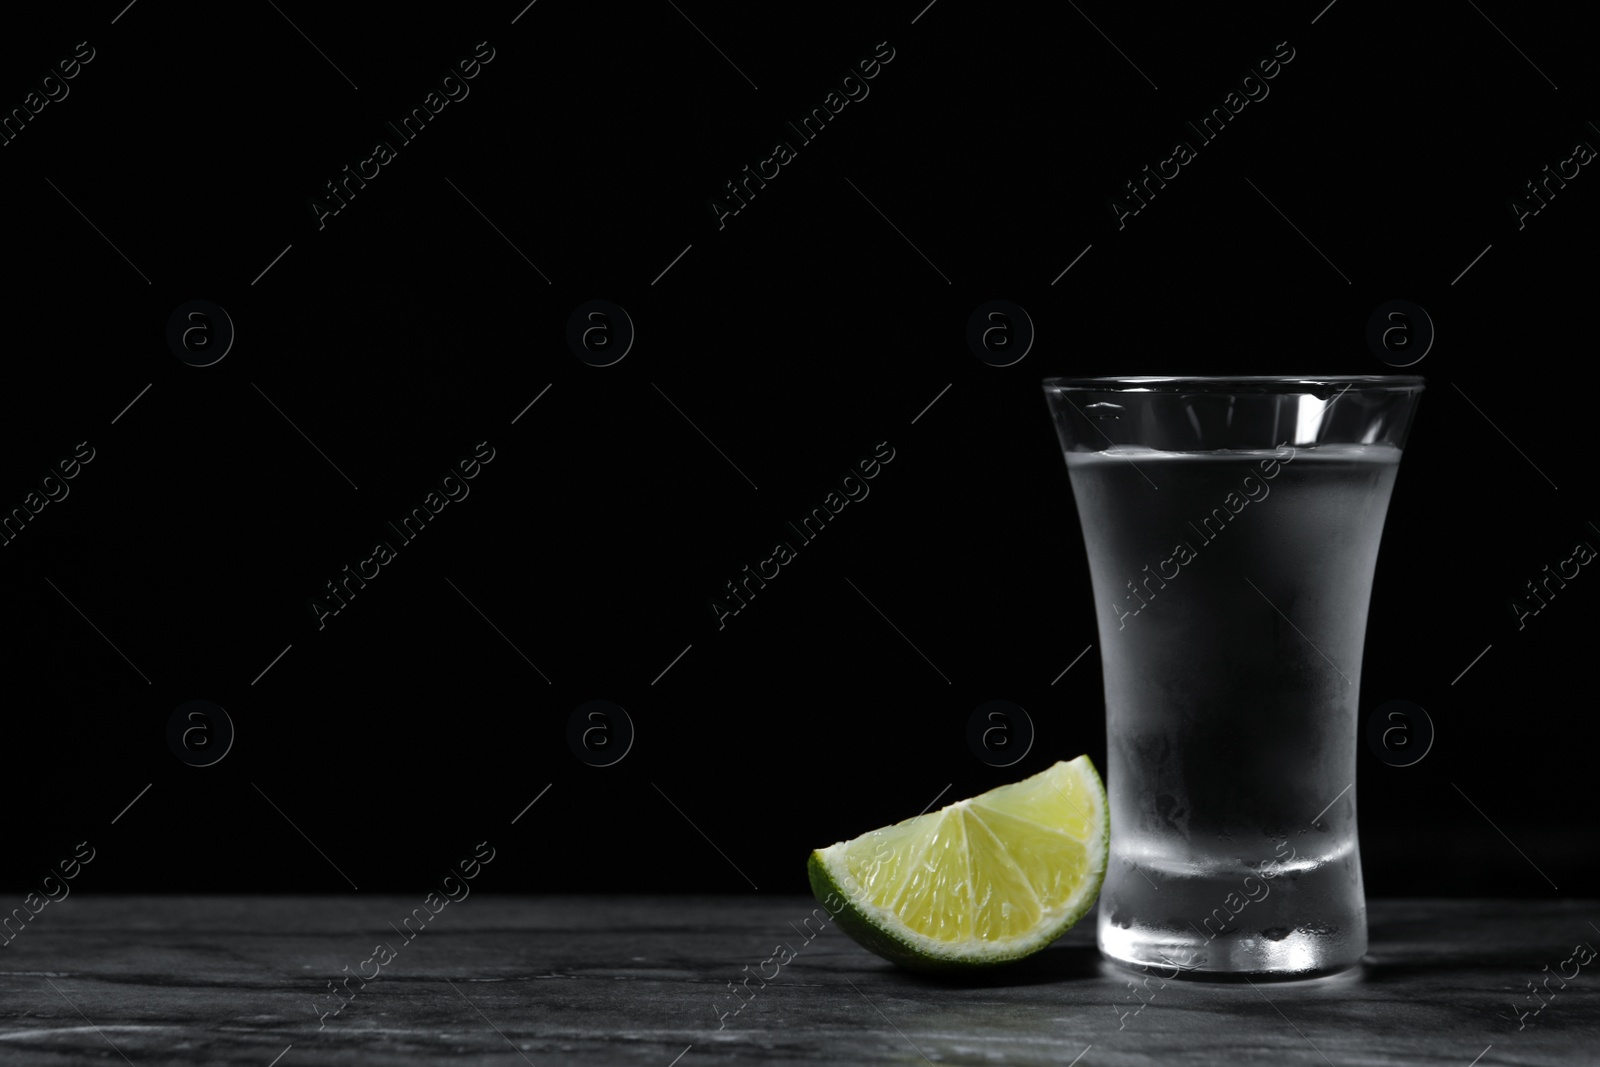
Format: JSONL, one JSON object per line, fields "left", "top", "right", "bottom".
{"left": 806, "top": 756, "right": 1108, "bottom": 972}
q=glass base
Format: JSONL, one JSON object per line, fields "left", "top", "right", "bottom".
{"left": 1099, "top": 916, "right": 1364, "bottom": 981}
{"left": 1095, "top": 855, "right": 1367, "bottom": 980}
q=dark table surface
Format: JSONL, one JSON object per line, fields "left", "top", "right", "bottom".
{"left": 1, "top": 896, "right": 1594, "bottom": 1066}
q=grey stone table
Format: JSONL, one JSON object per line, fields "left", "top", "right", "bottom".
{"left": 1, "top": 897, "right": 1594, "bottom": 1065}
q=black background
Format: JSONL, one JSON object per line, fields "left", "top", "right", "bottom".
{"left": 2, "top": 1, "right": 1595, "bottom": 899}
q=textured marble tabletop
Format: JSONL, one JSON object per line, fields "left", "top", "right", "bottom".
{"left": 0, "top": 896, "right": 1594, "bottom": 1065}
